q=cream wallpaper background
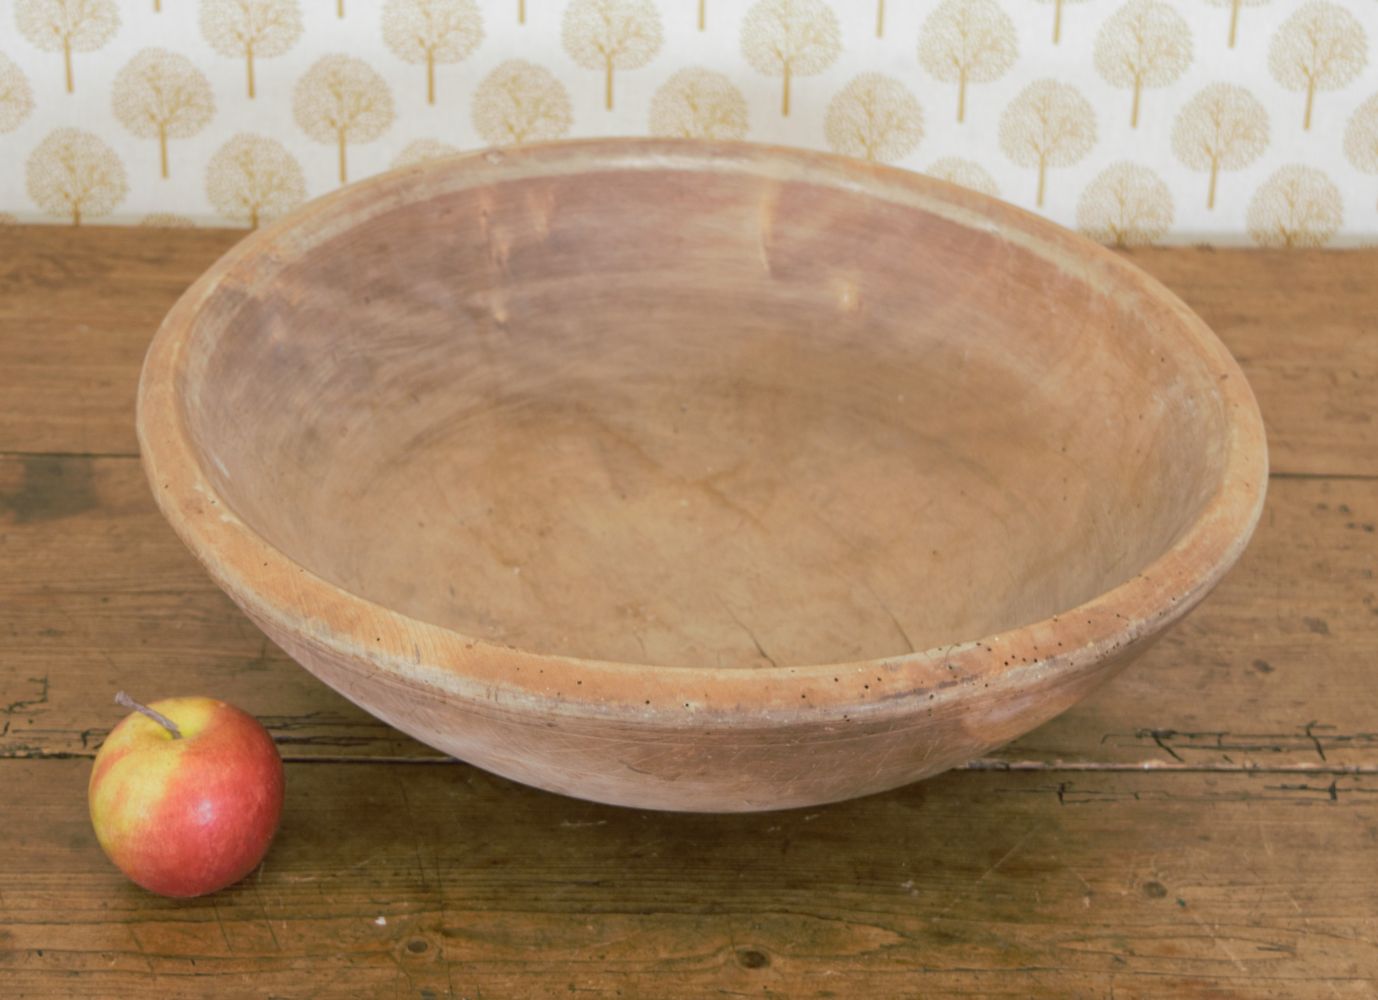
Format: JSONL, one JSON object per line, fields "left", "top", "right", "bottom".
{"left": 1, "top": 0, "right": 1377, "bottom": 245}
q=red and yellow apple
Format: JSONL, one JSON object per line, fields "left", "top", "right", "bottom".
{"left": 88, "top": 694, "right": 284, "bottom": 898}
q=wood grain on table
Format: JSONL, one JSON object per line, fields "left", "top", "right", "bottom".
{"left": 1, "top": 227, "right": 1375, "bottom": 997}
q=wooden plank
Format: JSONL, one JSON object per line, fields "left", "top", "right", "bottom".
{"left": 0, "top": 230, "right": 1374, "bottom": 476}
{"left": 1008, "top": 474, "right": 1378, "bottom": 770}
{"left": 0, "top": 454, "right": 423, "bottom": 761}
{"left": 1128, "top": 248, "right": 1378, "bottom": 478}
{"left": 3, "top": 454, "right": 1375, "bottom": 771}
{"left": 0, "top": 227, "right": 239, "bottom": 456}
{"left": 1, "top": 761, "right": 1375, "bottom": 997}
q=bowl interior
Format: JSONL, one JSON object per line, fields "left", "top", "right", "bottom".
{"left": 177, "top": 152, "right": 1232, "bottom": 669}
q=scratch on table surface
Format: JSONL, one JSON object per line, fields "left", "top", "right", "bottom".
{"left": 977, "top": 826, "right": 1038, "bottom": 885}
{"left": 249, "top": 876, "right": 282, "bottom": 952}
{"left": 396, "top": 773, "right": 433, "bottom": 894}
{"left": 128, "top": 925, "right": 155, "bottom": 975}
{"left": 1068, "top": 866, "right": 1093, "bottom": 897}
{"left": 933, "top": 826, "right": 1039, "bottom": 921}
{"left": 388, "top": 948, "right": 420, "bottom": 995}
{"left": 1282, "top": 886, "right": 1317, "bottom": 941}
{"left": 210, "top": 899, "right": 234, "bottom": 954}
{"left": 285, "top": 848, "right": 391, "bottom": 884}
{"left": 1185, "top": 910, "right": 1248, "bottom": 974}
{"left": 301, "top": 960, "right": 353, "bottom": 1000}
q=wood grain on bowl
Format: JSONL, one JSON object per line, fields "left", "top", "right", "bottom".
{"left": 135, "top": 140, "right": 1267, "bottom": 811}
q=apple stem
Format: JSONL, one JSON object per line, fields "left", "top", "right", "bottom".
{"left": 115, "top": 691, "right": 183, "bottom": 740}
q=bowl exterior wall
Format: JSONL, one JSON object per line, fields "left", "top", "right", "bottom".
{"left": 245, "top": 604, "right": 1162, "bottom": 811}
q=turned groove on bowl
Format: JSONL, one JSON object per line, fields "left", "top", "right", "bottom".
{"left": 138, "top": 139, "right": 1267, "bottom": 811}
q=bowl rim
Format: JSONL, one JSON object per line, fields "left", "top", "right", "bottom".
{"left": 136, "top": 138, "right": 1269, "bottom": 726}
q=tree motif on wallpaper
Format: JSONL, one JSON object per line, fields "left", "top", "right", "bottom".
{"left": 206, "top": 134, "right": 306, "bottom": 228}
{"left": 1203, "top": 0, "right": 1270, "bottom": 50}
{"left": 472, "top": 60, "right": 573, "bottom": 145}
{"left": 0, "top": 54, "right": 35, "bottom": 133}
{"left": 742, "top": 0, "right": 841, "bottom": 117}
{"left": 1076, "top": 163, "right": 1173, "bottom": 247}
{"left": 1032, "top": 0, "right": 1089, "bottom": 45}
{"left": 15, "top": 0, "right": 120, "bottom": 94}
{"left": 874, "top": 0, "right": 884, "bottom": 38}
{"left": 1344, "top": 94, "right": 1378, "bottom": 207}
{"left": 1247, "top": 165, "right": 1342, "bottom": 247}
{"left": 382, "top": 0, "right": 484, "bottom": 106}
{"left": 201, "top": 0, "right": 304, "bottom": 100}
{"left": 562, "top": 0, "right": 662, "bottom": 111}
{"left": 1268, "top": 1, "right": 1366, "bottom": 132}
{"left": 648, "top": 68, "right": 748, "bottom": 140}
{"left": 294, "top": 55, "right": 394, "bottom": 184}
{"left": 26, "top": 128, "right": 127, "bottom": 225}
{"left": 917, "top": 0, "right": 1017, "bottom": 125}
{"left": 1093, "top": 0, "right": 1191, "bottom": 129}
{"left": 998, "top": 80, "right": 1096, "bottom": 208}
{"left": 823, "top": 74, "right": 923, "bottom": 164}
{"left": 1171, "top": 83, "right": 1268, "bottom": 210}
{"left": 392, "top": 138, "right": 459, "bottom": 167}
{"left": 112, "top": 49, "right": 215, "bottom": 180}
{"left": 336, "top": 0, "right": 344, "bottom": 16}
{"left": 926, "top": 157, "right": 999, "bottom": 197}
{"left": 140, "top": 213, "right": 194, "bottom": 226}
{"left": 697, "top": 0, "right": 706, "bottom": 31}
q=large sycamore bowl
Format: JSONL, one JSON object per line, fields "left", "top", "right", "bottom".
{"left": 138, "top": 141, "right": 1267, "bottom": 811}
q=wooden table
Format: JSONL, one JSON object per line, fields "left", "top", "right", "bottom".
{"left": 2, "top": 228, "right": 1375, "bottom": 998}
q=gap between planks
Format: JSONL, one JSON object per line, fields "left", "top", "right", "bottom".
{"left": 3, "top": 449, "right": 1375, "bottom": 481}
{"left": 0, "top": 450, "right": 141, "bottom": 461}
{"left": 5, "top": 454, "right": 1372, "bottom": 484}
{"left": 4, "top": 750, "right": 1376, "bottom": 774}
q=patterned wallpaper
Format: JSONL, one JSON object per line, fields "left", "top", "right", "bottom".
{"left": 1, "top": 0, "right": 1376, "bottom": 246}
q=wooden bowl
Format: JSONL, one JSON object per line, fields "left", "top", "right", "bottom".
{"left": 138, "top": 140, "right": 1267, "bottom": 812}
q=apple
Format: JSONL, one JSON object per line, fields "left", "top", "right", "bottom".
{"left": 88, "top": 692, "right": 284, "bottom": 898}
